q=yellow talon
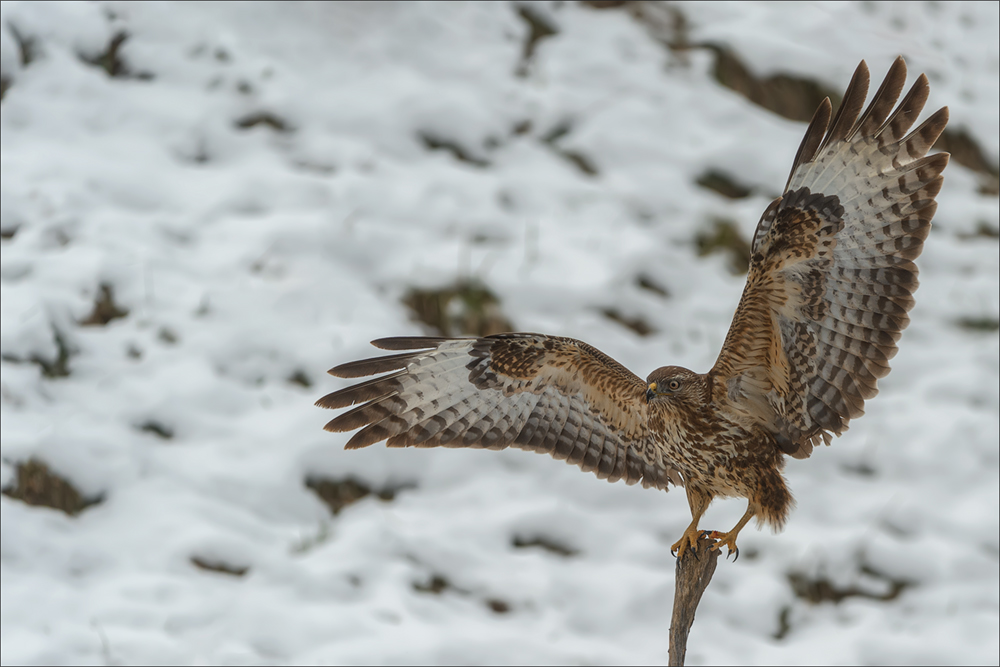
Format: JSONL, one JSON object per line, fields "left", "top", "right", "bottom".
{"left": 707, "top": 530, "right": 740, "bottom": 561}
{"left": 671, "top": 526, "right": 713, "bottom": 559}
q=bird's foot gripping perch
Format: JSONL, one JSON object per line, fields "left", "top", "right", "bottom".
{"left": 670, "top": 527, "right": 717, "bottom": 560}
{"left": 706, "top": 530, "right": 740, "bottom": 561}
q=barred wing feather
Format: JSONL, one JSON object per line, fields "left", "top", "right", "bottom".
{"left": 712, "top": 57, "right": 948, "bottom": 458}
{"left": 317, "top": 334, "right": 683, "bottom": 490}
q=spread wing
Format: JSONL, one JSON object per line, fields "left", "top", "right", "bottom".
{"left": 712, "top": 57, "right": 949, "bottom": 458}
{"left": 317, "top": 334, "right": 683, "bottom": 490}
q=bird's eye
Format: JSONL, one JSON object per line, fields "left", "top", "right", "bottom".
{"left": 667, "top": 379, "right": 681, "bottom": 391}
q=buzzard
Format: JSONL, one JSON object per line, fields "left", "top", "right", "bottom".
{"left": 317, "top": 58, "right": 948, "bottom": 559}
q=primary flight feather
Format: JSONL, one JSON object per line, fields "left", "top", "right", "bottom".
{"left": 317, "top": 58, "right": 948, "bottom": 559}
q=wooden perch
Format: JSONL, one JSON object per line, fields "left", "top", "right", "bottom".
{"left": 668, "top": 535, "right": 722, "bottom": 666}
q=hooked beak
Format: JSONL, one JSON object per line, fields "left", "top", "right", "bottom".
{"left": 646, "top": 382, "right": 656, "bottom": 403}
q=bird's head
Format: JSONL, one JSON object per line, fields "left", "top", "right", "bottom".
{"left": 645, "top": 366, "right": 707, "bottom": 406}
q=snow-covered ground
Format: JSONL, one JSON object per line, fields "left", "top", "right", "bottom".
{"left": 1, "top": 2, "right": 997, "bottom": 664}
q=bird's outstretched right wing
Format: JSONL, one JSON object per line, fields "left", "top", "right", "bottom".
{"left": 317, "top": 334, "right": 683, "bottom": 490}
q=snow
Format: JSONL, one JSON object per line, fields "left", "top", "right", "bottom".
{"left": 1, "top": 1, "right": 997, "bottom": 664}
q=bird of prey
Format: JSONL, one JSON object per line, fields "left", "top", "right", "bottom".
{"left": 317, "top": 57, "right": 948, "bottom": 560}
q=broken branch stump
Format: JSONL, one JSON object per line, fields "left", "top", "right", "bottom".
{"left": 668, "top": 536, "right": 721, "bottom": 666}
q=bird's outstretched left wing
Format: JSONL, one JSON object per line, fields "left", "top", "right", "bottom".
{"left": 317, "top": 334, "right": 683, "bottom": 489}
{"left": 711, "top": 58, "right": 949, "bottom": 458}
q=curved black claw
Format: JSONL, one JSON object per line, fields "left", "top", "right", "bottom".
{"left": 727, "top": 546, "right": 740, "bottom": 562}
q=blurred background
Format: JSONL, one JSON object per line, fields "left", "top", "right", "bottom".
{"left": 1, "top": 2, "right": 997, "bottom": 664}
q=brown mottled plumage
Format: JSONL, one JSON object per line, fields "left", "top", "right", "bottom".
{"left": 317, "top": 58, "right": 948, "bottom": 559}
